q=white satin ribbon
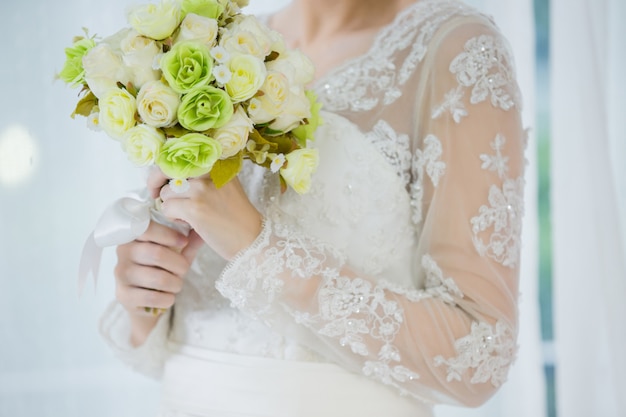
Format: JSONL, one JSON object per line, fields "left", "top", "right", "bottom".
{"left": 78, "top": 190, "right": 153, "bottom": 294}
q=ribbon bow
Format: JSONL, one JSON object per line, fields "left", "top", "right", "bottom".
{"left": 78, "top": 190, "right": 153, "bottom": 294}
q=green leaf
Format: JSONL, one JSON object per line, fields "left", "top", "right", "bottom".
{"left": 210, "top": 152, "right": 243, "bottom": 188}
{"left": 71, "top": 90, "right": 97, "bottom": 119}
{"left": 265, "top": 133, "right": 298, "bottom": 155}
{"left": 162, "top": 124, "right": 189, "bottom": 138}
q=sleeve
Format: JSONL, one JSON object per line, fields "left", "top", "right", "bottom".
{"left": 216, "top": 21, "right": 526, "bottom": 407}
{"left": 99, "top": 300, "right": 171, "bottom": 379}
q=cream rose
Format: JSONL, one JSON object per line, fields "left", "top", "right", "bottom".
{"left": 122, "top": 124, "right": 166, "bottom": 166}
{"left": 280, "top": 148, "right": 319, "bottom": 194}
{"left": 266, "top": 49, "right": 315, "bottom": 86}
{"left": 127, "top": 0, "right": 181, "bottom": 41}
{"left": 246, "top": 71, "right": 289, "bottom": 124}
{"left": 269, "top": 88, "right": 311, "bottom": 133}
{"left": 220, "top": 29, "right": 264, "bottom": 59}
{"left": 212, "top": 106, "right": 253, "bottom": 158}
{"left": 82, "top": 44, "right": 131, "bottom": 98}
{"left": 120, "top": 30, "right": 161, "bottom": 89}
{"left": 225, "top": 54, "right": 266, "bottom": 103}
{"left": 232, "top": 15, "right": 274, "bottom": 57}
{"left": 98, "top": 88, "right": 137, "bottom": 139}
{"left": 176, "top": 13, "right": 219, "bottom": 46}
{"left": 136, "top": 80, "right": 181, "bottom": 127}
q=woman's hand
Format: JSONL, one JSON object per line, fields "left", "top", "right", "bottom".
{"left": 148, "top": 169, "right": 263, "bottom": 261}
{"left": 114, "top": 220, "right": 203, "bottom": 346}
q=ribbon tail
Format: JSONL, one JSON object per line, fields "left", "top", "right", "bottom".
{"left": 78, "top": 232, "right": 103, "bottom": 296}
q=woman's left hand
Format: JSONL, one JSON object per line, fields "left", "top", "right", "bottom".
{"left": 149, "top": 169, "right": 263, "bottom": 261}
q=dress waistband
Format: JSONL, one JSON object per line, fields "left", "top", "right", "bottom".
{"left": 158, "top": 342, "right": 432, "bottom": 417}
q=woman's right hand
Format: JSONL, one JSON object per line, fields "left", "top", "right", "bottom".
{"left": 114, "top": 220, "right": 203, "bottom": 346}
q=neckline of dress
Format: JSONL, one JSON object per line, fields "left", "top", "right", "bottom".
{"left": 308, "top": 0, "right": 441, "bottom": 89}
{"left": 258, "top": 0, "right": 440, "bottom": 89}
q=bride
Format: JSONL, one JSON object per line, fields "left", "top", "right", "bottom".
{"left": 101, "top": 0, "right": 526, "bottom": 415}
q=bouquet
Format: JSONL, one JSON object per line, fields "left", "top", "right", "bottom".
{"left": 59, "top": 0, "right": 321, "bottom": 195}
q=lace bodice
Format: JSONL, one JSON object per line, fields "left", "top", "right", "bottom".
{"left": 101, "top": 0, "right": 526, "bottom": 408}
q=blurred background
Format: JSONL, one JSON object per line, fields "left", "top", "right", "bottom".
{"left": 0, "top": 0, "right": 623, "bottom": 416}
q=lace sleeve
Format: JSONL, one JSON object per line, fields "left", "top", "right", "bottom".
{"left": 99, "top": 300, "right": 171, "bottom": 379}
{"left": 216, "top": 21, "right": 525, "bottom": 407}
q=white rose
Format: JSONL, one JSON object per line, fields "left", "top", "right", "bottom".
{"left": 267, "top": 49, "right": 315, "bottom": 86}
{"left": 220, "top": 29, "right": 264, "bottom": 59}
{"left": 235, "top": 15, "right": 274, "bottom": 56}
{"left": 122, "top": 124, "right": 166, "bottom": 166}
{"left": 82, "top": 44, "right": 131, "bottom": 98}
{"left": 127, "top": 0, "right": 181, "bottom": 41}
{"left": 280, "top": 148, "right": 319, "bottom": 194}
{"left": 269, "top": 89, "right": 311, "bottom": 133}
{"left": 213, "top": 106, "right": 253, "bottom": 158}
{"left": 136, "top": 80, "right": 181, "bottom": 127}
{"left": 268, "top": 30, "right": 287, "bottom": 56}
{"left": 120, "top": 30, "right": 161, "bottom": 89}
{"left": 225, "top": 53, "right": 267, "bottom": 103}
{"left": 246, "top": 71, "right": 289, "bottom": 124}
{"left": 98, "top": 88, "right": 137, "bottom": 140}
{"left": 176, "top": 13, "right": 219, "bottom": 46}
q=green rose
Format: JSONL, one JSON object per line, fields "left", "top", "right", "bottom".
{"left": 157, "top": 133, "right": 223, "bottom": 179}
{"left": 161, "top": 42, "right": 213, "bottom": 94}
{"left": 178, "top": 85, "right": 234, "bottom": 131}
{"left": 182, "top": 0, "right": 224, "bottom": 19}
{"left": 59, "top": 37, "right": 96, "bottom": 87}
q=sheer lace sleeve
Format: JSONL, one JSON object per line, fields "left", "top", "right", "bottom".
{"left": 216, "top": 20, "right": 525, "bottom": 407}
{"left": 99, "top": 300, "right": 171, "bottom": 379}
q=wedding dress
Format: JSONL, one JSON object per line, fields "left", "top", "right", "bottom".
{"left": 100, "top": 0, "right": 526, "bottom": 415}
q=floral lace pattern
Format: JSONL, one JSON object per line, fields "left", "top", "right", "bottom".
{"left": 432, "top": 85, "right": 468, "bottom": 123}
{"left": 365, "top": 120, "right": 412, "bottom": 184}
{"left": 433, "top": 320, "right": 516, "bottom": 387}
{"left": 410, "top": 135, "right": 446, "bottom": 225}
{"left": 470, "top": 135, "right": 524, "bottom": 268}
{"left": 470, "top": 177, "right": 524, "bottom": 268}
{"left": 434, "top": 34, "right": 520, "bottom": 123}
{"left": 450, "top": 34, "right": 517, "bottom": 110}
{"left": 480, "top": 134, "right": 510, "bottom": 178}
{"left": 315, "top": 0, "right": 477, "bottom": 112}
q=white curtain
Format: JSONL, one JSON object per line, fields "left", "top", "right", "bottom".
{"left": 551, "top": 0, "right": 626, "bottom": 416}
{"left": 437, "top": 0, "right": 545, "bottom": 416}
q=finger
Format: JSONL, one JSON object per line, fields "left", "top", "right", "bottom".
{"left": 158, "top": 198, "right": 195, "bottom": 226}
{"left": 159, "top": 176, "right": 212, "bottom": 201}
{"left": 182, "top": 230, "right": 205, "bottom": 263}
{"left": 136, "top": 220, "right": 189, "bottom": 250}
{"left": 116, "top": 261, "right": 185, "bottom": 293}
{"left": 147, "top": 166, "right": 169, "bottom": 199}
{"left": 118, "top": 241, "right": 192, "bottom": 277}
{"left": 116, "top": 285, "right": 177, "bottom": 312}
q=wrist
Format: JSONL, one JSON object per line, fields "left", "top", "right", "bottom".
{"left": 127, "top": 308, "right": 162, "bottom": 347}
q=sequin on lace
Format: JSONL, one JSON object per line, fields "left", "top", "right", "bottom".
{"left": 471, "top": 135, "right": 524, "bottom": 268}
{"left": 450, "top": 34, "right": 517, "bottom": 110}
{"left": 410, "top": 135, "right": 446, "bottom": 225}
{"left": 315, "top": 0, "right": 478, "bottom": 112}
{"left": 433, "top": 321, "right": 516, "bottom": 387}
{"left": 365, "top": 120, "right": 412, "bottom": 184}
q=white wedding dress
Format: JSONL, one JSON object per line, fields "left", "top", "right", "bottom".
{"left": 100, "top": 0, "right": 526, "bottom": 415}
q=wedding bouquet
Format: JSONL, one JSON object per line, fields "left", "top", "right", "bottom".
{"left": 59, "top": 0, "right": 321, "bottom": 194}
